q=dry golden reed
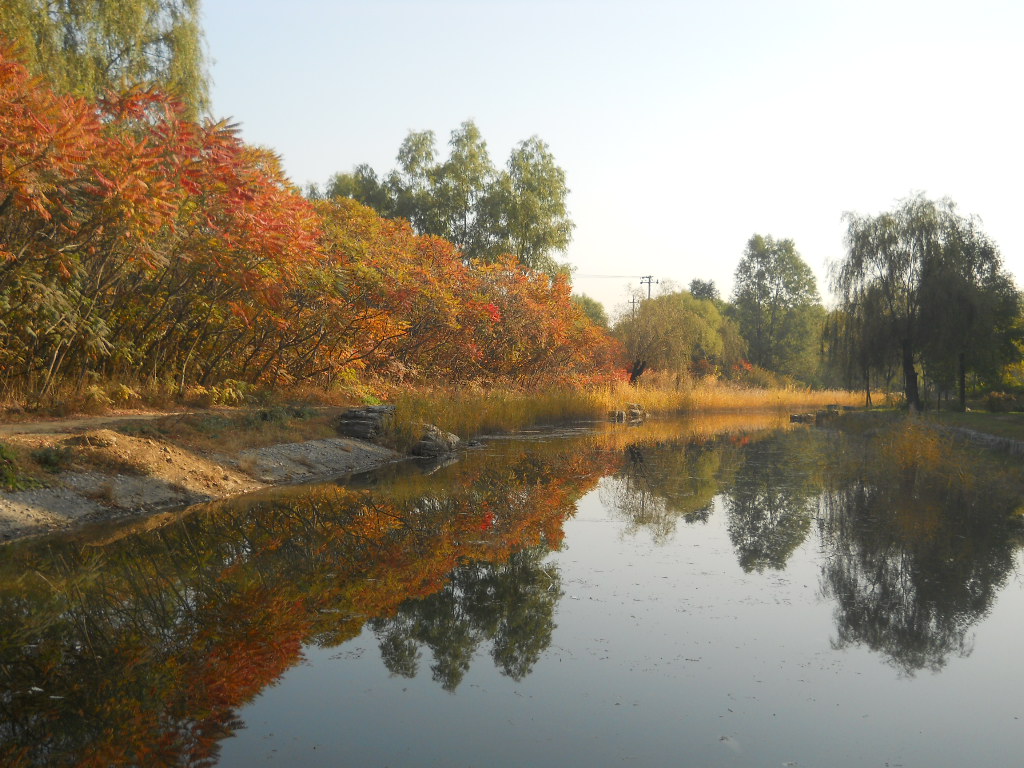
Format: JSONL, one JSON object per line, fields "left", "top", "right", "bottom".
{"left": 386, "top": 381, "right": 862, "bottom": 441}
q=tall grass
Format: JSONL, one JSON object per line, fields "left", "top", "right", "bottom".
{"left": 846, "top": 417, "right": 1024, "bottom": 505}
{"left": 386, "top": 380, "right": 863, "bottom": 442}
{"left": 2, "top": 370, "right": 863, "bottom": 452}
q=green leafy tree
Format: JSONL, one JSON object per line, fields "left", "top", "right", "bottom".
{"left": 689, "top": 278, "right": 720, "bottom": 303}
{"left": 613, "top": 290, "right": 743, "bottom": 383}
{"left": 478, "top": 136, "right": 573, "bottom": 275}
{"left": 325, "top": 123, "right": 574, "bottom": 277}
{"left": 730, "top": 234, "right": 822, "bottom": 381}
{"left": 571, "top": 294, "right": 609, "bottom": 328}
{"left": 387, "top": 129, "right": 438, "bottom": 233}
{"left": 0, "top": 0, "right": 209, "bottom": 116}
{"left": 432, "top": 120, "right": 496, "bottom": 257}
{"left": 833, "top": 195, "right": 1021, "bottom": 410}
{"left": 323, "top": 163, "right": 391, "bottom": 213}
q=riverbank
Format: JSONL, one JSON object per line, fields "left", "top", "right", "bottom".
{"left": 0, "top": 384, "right": 867, "bottom": 543}
{"left": 0, "top": 408, "right": 404, "bottom": 542}
{"left": 829, "top": 407, "right": 1024, "bottom": 457}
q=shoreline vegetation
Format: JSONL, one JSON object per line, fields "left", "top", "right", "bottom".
{"left": 383, "top": 380, "right": 864, "bottom": 448}
{"left": 3, "top": 380, "right": 1022, "bottom": 545}
{"left": 0, "top": 382, "right": 862, "bottom": 543}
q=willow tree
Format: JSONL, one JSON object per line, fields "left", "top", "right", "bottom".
{"left": 822, "top": 284, "right": 894, "bottom": 406}
{"left": 833, "top": 195, "right": 1020, "bottom": 411}
{"left": 917, "top": 218, "right": 1020, "bottom": 409}
{"left": 0, "top": 0, "right": 209, "bottom": 116}
{"left": 613, "top": 290, "right": 743, "bottom": 384}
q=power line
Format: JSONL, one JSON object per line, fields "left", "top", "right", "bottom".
{"left": 573, "top": 274, "right": 643, "bottom": 280}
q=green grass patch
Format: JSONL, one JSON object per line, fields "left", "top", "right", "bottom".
{"left": 29, "top": 445, "right": 75, "bottom": 473}
{"left": 929, "top": 411, "right": 1024, "bottom": 442}
{"left": 0, "top": 442, "right": 41, "bottom": 491}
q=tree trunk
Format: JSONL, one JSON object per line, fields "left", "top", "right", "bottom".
{"left": 901, "top": 339, "right": 921, "bottom": 411}
{"left": 628, "top": 360, "right": 647, "bottom": 385}
{"left": 958, "top": 351, "right": 967, "bottom": 411}
{"left": 864, "top": 370, "right": 872, "bottom": 408}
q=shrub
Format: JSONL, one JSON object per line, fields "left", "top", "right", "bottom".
{"left": 30, "top": 446, "right": 76, "bottom": 473}
{"left": 0, "top": 443, "right": 37, "bottom": 491}
{"left": 985, "top": 392, "right": 1023, "bottom": 412}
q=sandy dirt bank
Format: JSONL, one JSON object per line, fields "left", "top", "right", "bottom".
{"left": 0, "top": 419, "right": 403, "bottom": 543}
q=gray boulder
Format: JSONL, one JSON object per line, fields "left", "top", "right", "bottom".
{"left": 334, "top": 405, "right": 395, "bottom": 440}
{"left": 412, "top": 424, "right": 461, "bottom": 457}
{"left": 611, "top": 404, "right": 647, "bottom": 423}
{"left": 627, "top": 403, "right": 647, "bottom": 422}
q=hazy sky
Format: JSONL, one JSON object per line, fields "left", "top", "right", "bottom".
{"left": 203, "top": 0, "right": 1024, "bottom": 317}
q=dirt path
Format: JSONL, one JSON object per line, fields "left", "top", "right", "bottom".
{"left": 0, "top": 410, "right": 195, "bottom": 435}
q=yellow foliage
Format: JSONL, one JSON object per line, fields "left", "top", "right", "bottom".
{"left": 84, "top": 385, "right": 113, "bottom": 408}
{"left": 112, "top": 384, "right": 141, "bottom": 403}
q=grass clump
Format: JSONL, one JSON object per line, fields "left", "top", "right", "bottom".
{"left": 29, "top": 445, "right": 75, "bottom": 473}
{"left": 836, "top": 411, "right": 1024, "bottom": 493}
{"left": 0, "top": 442, "right": 40, "bottom": 491}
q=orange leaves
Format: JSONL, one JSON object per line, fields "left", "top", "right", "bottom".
{"left": 0, "top": 40, "right": 620, "bottom": 392}
{"left": 0, "top": 48, "right": 104, "bottom": 229}
{"left": 305, "top": 197, "right": 622, "bottom": 386}
{"left": 483, "top": 302, "right": 502, "bottom": 323}
{"left": 462, "top": 256, "right": 624, "bottom": 386}
{"left": 227, "top": 300, "right": 253, "bottom": 326}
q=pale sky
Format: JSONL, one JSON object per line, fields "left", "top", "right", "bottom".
{"left": 203, "top": 0, "right": 1024, "bottom": 318}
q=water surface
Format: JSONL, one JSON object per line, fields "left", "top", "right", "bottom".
{"left": 2, "top": 414, "right": 1022, "bottom": 767}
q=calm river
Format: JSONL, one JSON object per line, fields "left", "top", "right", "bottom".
{"left": 2, "top": 413, "right": 1023, "bottom": 767}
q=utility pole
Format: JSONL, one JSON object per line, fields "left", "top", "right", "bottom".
{"left": 640, "top": 275, "right": 658, "bottom": 299}
{"left": 629, "top": 295, "right": 641, "bottom": 316}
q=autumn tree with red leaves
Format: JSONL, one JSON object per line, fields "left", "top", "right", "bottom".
{"left": 0, "top": 43, "right": 619, "bottom": 400}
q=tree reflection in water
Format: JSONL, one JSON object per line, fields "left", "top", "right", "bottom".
{"left": 599, "top": 437, "right": 741, "bottom": 542}
{"left": 818, "top": 427, "right": 1023, "bottom": 674}
{"left": 0, "top": 446, "right": 605, "bottom": 767}
{"left": 599, "top": 427, "right": 822, "bottom": 573}
{"left": 595, "top": 420, "right": 1024, "bottom": 674}
{"left": 0, "top": 418, "right": 1022, "bottom": 765}
{"left": 723, "top": 430, "right": 823, "bottom": 572}
{"left": 372, "top": 547, "right": 561, "bottom": 691}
